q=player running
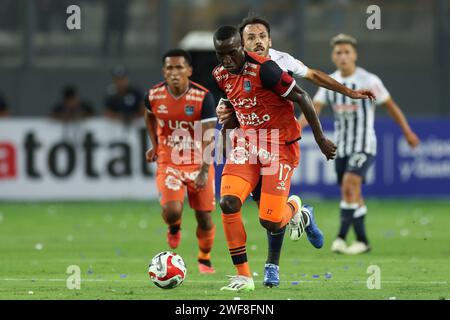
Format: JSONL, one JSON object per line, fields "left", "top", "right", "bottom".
{"left": 212, "top": 26, "right": 337, "bottom": 292}
{"left": 144, "top": 49, "right": 218, "bottom": 273}
{"left": 305, "top": 34, "right": 420, "bottom": 254}
{"left": 216, "top": 16, "right": 375, "bottom": 288}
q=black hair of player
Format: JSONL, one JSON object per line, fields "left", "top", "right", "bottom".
{"left": 238, "top": 15, "right": 271, "bottom": 38}
{"left": 213, "top": 26, "right": 240, "bottom": 42}
{"left": 162, "top": 49, "right": 192, "bottom": 66}
{"left": 63, "top": 86, "right": 78, "bottom": 99}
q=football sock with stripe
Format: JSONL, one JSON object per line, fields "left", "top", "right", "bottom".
{"left": 222, "top": 212, "right": 251, "bottom": 277}
{"left": 338, "top": 201, "right": 359, "bottom": 240}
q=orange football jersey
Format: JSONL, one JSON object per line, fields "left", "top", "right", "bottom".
{"left": 145, "top": 81, "right": 217, "bottom": 165}
{"left": 213, "top": 51, "right": 301, "bottom": 145}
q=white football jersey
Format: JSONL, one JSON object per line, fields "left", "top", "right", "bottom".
{"left": 313, "top": 67, "right": 391, "bottom": 157}
{"left": 268, "top": 48, "right": 309, "bottom": 79}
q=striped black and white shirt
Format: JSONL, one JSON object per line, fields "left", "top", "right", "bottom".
{"left": 313, "top": 67, "right": 390, "bottom": 157}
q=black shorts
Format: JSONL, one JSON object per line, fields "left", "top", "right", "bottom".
{"left": 335, "top": 152, "right": 375, "bottom": 185}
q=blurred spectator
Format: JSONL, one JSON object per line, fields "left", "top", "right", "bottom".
{"left": 0, "top": 91, "right": 9, "bottom": 117}
{"left": 50, "top": 85, "right": 95, "bottom": 121}
{"left": 104, "top": 65, "right": 144, "bottom": 122}
{"left": 101, "top": 0, "right": 130, "bottom": 58}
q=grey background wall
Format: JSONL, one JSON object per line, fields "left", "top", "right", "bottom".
{"left": 0, "top": 0, "right": 448, "bottom": 116}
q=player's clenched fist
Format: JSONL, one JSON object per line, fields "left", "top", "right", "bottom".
{"left": 146, "top": 147, "right": 158, "bottom": 162}
{"left": 317, "top": 137, "right": 337, "bottom": 160}
{"left": 216, "top": 99, "right": 234, "bottom": 124}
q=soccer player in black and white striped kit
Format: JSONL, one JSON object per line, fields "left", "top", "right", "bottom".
{"left": 306, "top": 34, "right": 420, "bottom": 254}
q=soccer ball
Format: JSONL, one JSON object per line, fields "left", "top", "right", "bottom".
{"left": 148, "top": 251, "right": 186, "bottom": 289}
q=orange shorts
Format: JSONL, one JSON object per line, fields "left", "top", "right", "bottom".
{"left": 156, "top": 164, "right": 216, "bottom": 211}
{"left": 221, "top": 141, "right": 300, "bottom": 223}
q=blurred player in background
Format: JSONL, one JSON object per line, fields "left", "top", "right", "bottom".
{"left": 213, "top": 26, "right": 336, "bottom": 292}
{"left": 50, "top": 85, "right": 95, "bottom": 121}
{"left": 305, "top": 34, "right": 420, "bottom": 254}
{"left": 144, "top": 49, "right": 218, "bottom": 274}
{"left": 104, "top": 65, "right": 144, "bottom": 123}
{"left": 216, "top": 16, "right": 375, "bottom": 288}
{"left": 0, "top": 90, "right": 9, "bottom": 117}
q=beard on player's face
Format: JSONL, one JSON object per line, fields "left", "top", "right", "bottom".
{"left": 243, "top": 37, "right": 270, "bottom": 57}
{"left": 252, "top": 43, "right": 268, "bottom": 56}
{"left": 243, "top": 24, "right": 271, "bottom": 57}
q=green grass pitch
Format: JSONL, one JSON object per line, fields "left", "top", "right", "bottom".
{"left": 0, "top": 199, "right": 449, "bottom": 300}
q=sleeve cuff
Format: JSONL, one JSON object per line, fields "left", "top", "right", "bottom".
{"left": 281, "top": 79, "right": 296, "bottom": 98}
{"left": 201, "top": 117, "right": 218, "bottom": 123}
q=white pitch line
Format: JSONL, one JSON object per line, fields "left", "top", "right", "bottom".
{"left": 0, "top": 278, "right": 447, "bottom": 285}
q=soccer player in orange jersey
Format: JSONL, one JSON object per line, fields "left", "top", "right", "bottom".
{"left": 217, "top": 16, "right": 376, "bottom": 288}
{"left": 144, "top": 49, "right": 217, "bottom": 274}
{"left": 212, "top": 26, "right": 337, "bottom": 291}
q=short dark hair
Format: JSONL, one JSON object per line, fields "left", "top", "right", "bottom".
{"left": 213, "top": 25, "right": 239, "bottom": 41}
{"left": 63, "top": 85, "right": 77, "bottom": 99}
{"left": 238, "top": 15, "right": 271, "bottom": 37}
{"left": 162, "top": 48, "right": 192, "bottom": 66}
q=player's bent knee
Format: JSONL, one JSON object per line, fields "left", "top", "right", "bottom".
{"left": 219, "top": 195, "right": 242, "bottom": 214}
{"left": 162, "top": 202, "right": 182, "bottom": 224}
{"left": 163, "top": 210, "right": 182, "bottom": 224}
{"left": 259, "top": 218, "right": 281, "bottom": 233}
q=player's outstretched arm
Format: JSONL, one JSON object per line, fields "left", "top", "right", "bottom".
{"left": 299, "top": 101, "right": 325, "bottom": 129}
{"left": 305, "top": 68, "right": 375, "bottom": 100}
{"left": 382, "top": 98, "right": 420, "bottom": 148}
{"left": 287, "top": 85, "right": 337, "bottom": 160}
{"left": 144, "top": 109, "right": 158, "bottom": 162}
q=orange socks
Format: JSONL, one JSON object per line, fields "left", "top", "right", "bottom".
{"left": 197, "top": 224, "right": 216, "bottom": 261}
{"left": 236, "top": 262, "right": 251, "bottom": 277}
{"left": 222, "top": 212, "right": 251, "bottom": 277}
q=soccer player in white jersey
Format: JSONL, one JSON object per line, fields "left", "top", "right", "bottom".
{"left": 216, "top": 16, "right": 375, "bottom": 287}
{"left": 307, "top": 34, "right": 420, "bottom": 255}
